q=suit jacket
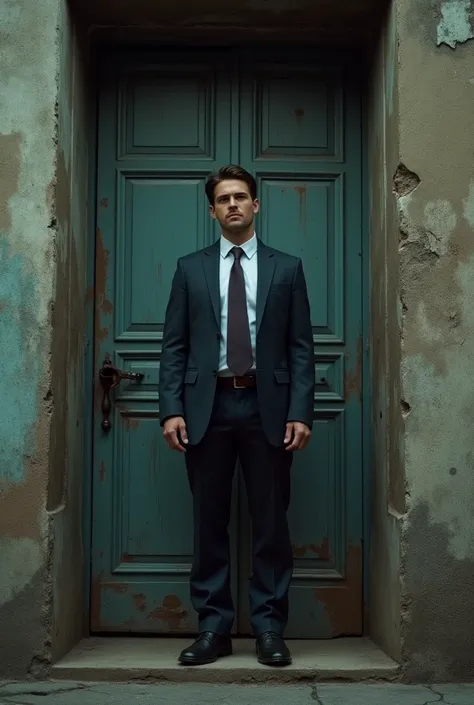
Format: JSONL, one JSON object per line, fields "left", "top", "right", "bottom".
{"left": 159, "top": 239, "right": 315, "bottom": 447}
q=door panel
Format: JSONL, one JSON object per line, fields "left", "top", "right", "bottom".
{"left": 238, "top": 54, "right": 363, "bottom": 637}
{"left": 91, "top": 49, "right": 364, "bottom": 638}
{"left": 92, "top": 52, "right": 234, "bottom": 633}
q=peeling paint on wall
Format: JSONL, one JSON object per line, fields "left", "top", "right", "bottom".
{"left": 393, "top": 163, "right": 420, "bottom": 198}
{"left": 437, "top": 0, "right": 474, "bottom": 48}
{"left": 0, "top": 133, "right": 21, "bottom": 230}
{"left": 462, "top": 181, "right": 474, "bottom": 227}
{"left": 0, "top": 538, "right": 43, "bottom": 604}
{"left": 399, "top": 0, "right": 474, "bottom": 679}
{"left": 422, "top": 199, "right": 457, "bottom": 256}
{"left": 0, "top": 241, "right": 40, "bottom": 483}
{"left": 0, "top": 0, "right": 60, "bottom": 678}
{"left": 403, "top": 501, "right": 474, "bottom": 681}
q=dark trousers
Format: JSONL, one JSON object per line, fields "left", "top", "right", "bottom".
{"left": 185, "top": 385, "right": 293, "bottom": 636}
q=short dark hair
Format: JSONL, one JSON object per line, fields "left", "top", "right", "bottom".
{"left": 205, "top": 165, "right": 257, "bottom": 205}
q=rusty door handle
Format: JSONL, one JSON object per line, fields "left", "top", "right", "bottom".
{"left": 98, "top": 355, "right": 144, "bottom": 432}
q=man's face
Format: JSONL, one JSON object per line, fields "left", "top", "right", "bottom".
{"left": 210, "top": 179, "right": 259, "bottom": 232}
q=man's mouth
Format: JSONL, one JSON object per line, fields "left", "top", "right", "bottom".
{"left": 228, "top": 214, "right": 242, "bottom": 219}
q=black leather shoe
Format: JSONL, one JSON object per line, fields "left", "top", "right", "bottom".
{"left": 178, "top": 632, "right": 232, "bottom": 665}
{"left": 256, "top": 631, "right": 292, "bottom": 666}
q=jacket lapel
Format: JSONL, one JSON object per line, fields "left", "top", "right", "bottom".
{"left": 256, "top": 242, "right": 275, "bottom": 333}
{"left": 202, "top": 241, "right": 220, "bottom": 328}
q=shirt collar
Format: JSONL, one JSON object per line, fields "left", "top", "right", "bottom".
{"left": 220, "top": 233, "right": 257, "bottom": 260}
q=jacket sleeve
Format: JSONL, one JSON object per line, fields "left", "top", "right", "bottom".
{"left": 159, "top": 258, "right": 189, "bottom": 425}
{"left": 287, "top": 258, "right": 315, "bottom": 428}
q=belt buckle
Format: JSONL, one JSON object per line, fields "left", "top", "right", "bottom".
{"left": 233, "top": 376, "right": 245, "bottom": 389}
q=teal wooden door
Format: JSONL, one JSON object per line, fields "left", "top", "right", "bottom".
{"left": 91, "top": 49, "right": 364, "bottom": 638}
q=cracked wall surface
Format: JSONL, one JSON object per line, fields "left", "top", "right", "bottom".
{"left": 0, "top": 0, "right": 61, "bottom": 678}
{"left": 49, "top": 0, "right": 90, "bottom": 665}
{"left": 368, "top": 0, "right": 403, "bottom": 664}
{"left": 0, "top": 0, "right": 89, "bottom": 677}
{"left": 398, "top": 0, "right": 474, "bottom": 683}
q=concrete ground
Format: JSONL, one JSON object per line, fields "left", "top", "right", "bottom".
{"left": 1, "top": 682, "right": 474, "bottom": 705}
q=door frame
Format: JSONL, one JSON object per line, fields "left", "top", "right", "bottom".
{"left": 82, "top": 43, "right": 372, "bottom": 636}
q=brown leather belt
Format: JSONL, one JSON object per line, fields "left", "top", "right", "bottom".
{"left": 217, "top": 375, "right": 256, "bottom": 389}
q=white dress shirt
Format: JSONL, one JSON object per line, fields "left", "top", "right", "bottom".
{"left": 218, "top": 233, "right": 258, "bottom": 376}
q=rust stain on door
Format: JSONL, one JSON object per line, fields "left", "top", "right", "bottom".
{"left": 123, "top": 417, "right": 140, "bottom": 431}
{"left": 95, "top": 227, "right": 113, "bottom": 314}
{"left": 294, "top": 185, "right": 307, "bottom": 228}
{"left": 95, "top": 227, "right": 113, "bottom": 354}
{"left": 91, "top": 576, "right": 130, "bottom": 631}
{"left": 293, "top": 536, "right": 331, "bottom": 561}
{"left": 133, "top": 593, "right": 147, "bottom": 612}
{"left": 90, "top": 572, "right": 103, "bottom": 630}
{"left": 148, "top": 594, "right": 189, "bottom": 631}
{"left": 106, "top": 583, "right": 128, "bottom": 594}
{"left": 314, "top": 545, "right": 363, "bottom": 636}
{"left": 344, "top": 335, "right": 362, "bottom": 400}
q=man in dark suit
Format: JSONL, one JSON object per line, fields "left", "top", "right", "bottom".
{"left": 159, "top": 165, "right": 314, "bottom": 666}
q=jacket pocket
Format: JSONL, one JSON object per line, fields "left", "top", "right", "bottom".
{"left": 274, "top": 369, "right": 290, "bottom": 384}
{"left": 184, "top": 369, "right": 198, "bottom": 384}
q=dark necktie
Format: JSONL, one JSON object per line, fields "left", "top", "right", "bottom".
{"left": 227, "top": 247, "right": 253, "bottom": 376}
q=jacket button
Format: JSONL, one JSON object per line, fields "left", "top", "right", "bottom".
{"left": 216, "top": 333, "right": 221, "bottom": 340}
{"left": 212, "top": 370, "right": 217, "bottom": 377}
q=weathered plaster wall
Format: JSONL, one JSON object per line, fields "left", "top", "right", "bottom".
{"left": 0, "top": 0, "right": 60, "bottom": 677}
{"left": 398, "top": 0, "right": 474, "bottom": 682}
{"left": 0, "top": 0, "right": 89, "bottom": 675}
{"left": 49, "top": 0, "right": 89, "bottom": 664}
{"left": 368, "top": 0, "right": 403, "bottom": 663}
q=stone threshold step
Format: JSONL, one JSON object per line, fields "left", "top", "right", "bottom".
{"left": 52, "top": 637, "right": 399, "bottom": 684}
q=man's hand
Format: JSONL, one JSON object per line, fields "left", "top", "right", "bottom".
{"left": 284, "top": 422, "right": 311, "bottom": 451}
{"left": 163, "top": 416, "right": 188, "bottom": 453}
